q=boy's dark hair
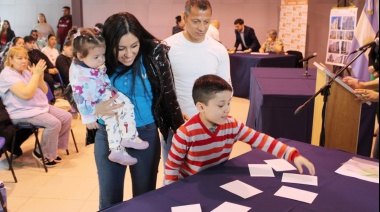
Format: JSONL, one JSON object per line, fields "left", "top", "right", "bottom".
{"left": 47, "top": 34, "right": 55, "bottom": 40}
{"left": 24, "top": 35, "right": 35, "bottom": 43}
{"left": 63, "top": 6, "right": 70, "bottom": 10}
{"left": 234, "top": 18, "right": 244, "bottom": 25}
{"left": 192, "top": 74, "right": 232, "bottom": 105}
{"left": 63, "top": 40, "right": 72, "bottom": 47}
{"left": 72, "top": 28, "right": 105, "bottom": 60}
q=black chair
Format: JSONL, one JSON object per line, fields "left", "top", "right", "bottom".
{"left": 10, "top": 123, "right": 49, "bottom": 173}
{"left": 1, "top": 136, "right": 17, "bottom": 183}
{"left": 286, "top": 50, "right": 304, "bottom": 68}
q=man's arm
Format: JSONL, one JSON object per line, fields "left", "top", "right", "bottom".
{"left": 247, "top": 28, "right": 260, "bottom": 52}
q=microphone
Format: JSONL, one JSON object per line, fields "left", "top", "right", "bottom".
{"left": 349, "top": 37, "right": 379, "bottom": 54}
{"left": 299, "top": 53, "right": 317, "bottom": 62}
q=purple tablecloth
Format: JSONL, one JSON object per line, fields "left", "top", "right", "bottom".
{"left": 246, "top": 67, "right": 316, "bottom": 143}
{"left": 102, "top": 138, "right": 379, "bottom": 212}
{"left": 229, "top": 53, "right": 296, "bottom": 99}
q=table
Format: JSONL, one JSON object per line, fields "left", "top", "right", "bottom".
{"left": 229, "top": 53, "right": 296, "bottom": 98}
{"left": 102, "top": 138, "right": 379, "bottom": 212}
{"left": 246, "top": 67, "right": 316, "bottom": 143}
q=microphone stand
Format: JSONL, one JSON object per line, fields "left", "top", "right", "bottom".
{"left": 294, "top": 46, "right": 369, "bottom": 147}
{"left": 303, "top": 59, "right": 311, "bottom": 77}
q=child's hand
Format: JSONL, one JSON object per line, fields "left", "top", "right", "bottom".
{"left": 86, "top": 122, "right": 99, "bottom": 130}
{"left": 294, "top": 156, "right": 315, "bottom": 175}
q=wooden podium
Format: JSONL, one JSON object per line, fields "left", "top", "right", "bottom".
{"left": 311, "top": 63, "right": 371, "bottom": 154}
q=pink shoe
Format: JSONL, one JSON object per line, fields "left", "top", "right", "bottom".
{"left": 108, "top": 150, "right": 137, "bottom": 166}
{"left": 121, "top": 138, "right": 149, "bottom": 150}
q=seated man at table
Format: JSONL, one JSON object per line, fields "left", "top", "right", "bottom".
{"left": 228, "top": 18, "right": 260, "bottom": 54}
{"left": 164, "top": 74, "right": 315, "bottom": 185}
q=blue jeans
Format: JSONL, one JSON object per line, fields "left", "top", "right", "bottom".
{"left": 94, "top": 122, "right": 161, "bottom": 210}
{"left": 161, "top": 130, "right": 174, "bottom": 169}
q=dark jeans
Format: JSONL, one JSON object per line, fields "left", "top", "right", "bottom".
{"left": 94, "top": 122, "right": 161, "bottom": 210}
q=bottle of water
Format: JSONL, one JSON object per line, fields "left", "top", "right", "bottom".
{"left": 0, "top": 181, "right": 6, "bottom": 212}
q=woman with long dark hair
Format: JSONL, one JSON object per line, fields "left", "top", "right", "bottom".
{"left": 94, "top": 12, "right": 184, "bottom": 209}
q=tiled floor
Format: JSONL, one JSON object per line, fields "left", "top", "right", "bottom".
{"left": 0, "top": 96, "right": 252, "bottom": 212}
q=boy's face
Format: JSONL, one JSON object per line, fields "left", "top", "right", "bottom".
{"left": 24, "top": 41, "right": 35, "bottom": 51}
{"left": 197, "top": 90, "right": 232, "bottom": 128}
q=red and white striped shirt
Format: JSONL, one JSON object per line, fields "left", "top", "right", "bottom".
{"left": 164, "top": 114, "right": 300, "bottom": 185}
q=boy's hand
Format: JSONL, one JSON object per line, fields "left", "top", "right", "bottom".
{"left": 294, "top": 156, "right": 315, "bottom": 175}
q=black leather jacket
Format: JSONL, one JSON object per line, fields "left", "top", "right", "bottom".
{"left": 143, "top": 39, "right": 184, "bottom": 140}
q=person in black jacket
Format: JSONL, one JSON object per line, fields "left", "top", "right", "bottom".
{"left": 0, "top": 98, "right": 33, "bottom": 158}
{"left": 93, "top": 12, "right": 184, "bottom": 210}
{"left": 24, "top": 35, "right": 60, "bottom": 103}
{"left": 228, "top": 18, "right": 261, "bottom": 53}
{"left": 55, "top": 40, "right": 73, "bottom": 86}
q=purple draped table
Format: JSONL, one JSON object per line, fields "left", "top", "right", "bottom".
{"left": 246, "top": 67, "right": 316, "bottom": 143}
{"left": 229, "top": 53, "right": 296, "bottom": 99}
{"left": 101, "top": 138, "right": 379, "bottom": 212}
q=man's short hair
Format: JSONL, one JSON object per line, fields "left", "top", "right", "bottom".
{"left": 192, "top": 74, "right": 232, "bottom": 105}
{"left": 184, "top": 0, "right": 212, "bottom": 16}
{"left": 234, "top": 18, "right": 244, "bottom": 25}
{"left": 24, "top": 35, "right": 35, "bottom": 43}
{"left": 63, "top": 6, "right": 70, "bottom": 10}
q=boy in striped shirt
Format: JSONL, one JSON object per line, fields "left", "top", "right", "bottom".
{"left": 164, "top": 74, "right": 315, "bottom": 185}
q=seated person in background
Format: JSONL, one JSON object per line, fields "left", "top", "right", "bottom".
{"left": 55, "top": 40, "right": 73, "bottom": 86}
{"left": 164, "top": 74, "right": 315, "bottom": 185}
{"left": 0, "top": 47, "right": 72, "bottom": 167}
{"left": 0, "top": 95, "right": 33, "bottom": 158}
{"left": 206, "top": 19, "right": 220, "bottom": 42}
{"left": 172, "top": 15, "right": 185, "bottom": 35}
{"left": 41, "top": 34, "right": 59, "bottom": 66}
{"left": 24, "top": 35, "right": 60, "bottom": 103}
{"left": 0, "top": 37, "right": 25, "bottom": 70}
{"left": 30, "top": 29, "right": 45, "bottom": 50}
{"left": 228, "top": 18, "right": 260, "bottom": 54}
{"left": 259, "top": 29, "right": 284, "bottom": 54}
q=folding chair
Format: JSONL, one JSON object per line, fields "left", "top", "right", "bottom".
{"left": 0, "top": 136, "right": 17, "bottom": 183}
{"left": 9, "top": 123, "right": 48, "bottom": 173}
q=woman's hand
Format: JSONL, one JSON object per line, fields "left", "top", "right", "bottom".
{"left": 29, "top": 59, "right": 46, "bottom": 75}
{"left": 86, "top": 122, "right": 99, "bottom": 130}
{"left": 354, "top": 89, "right": 379, "bottom": 102}
{"left": 95, "top": 94, "right": 124, "bottom": 116}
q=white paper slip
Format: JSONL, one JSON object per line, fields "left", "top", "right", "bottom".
{"left": 264, "top": 159, "right": 297, "bottom": 172}
{"left": 248, "top": 164, "right": 275, "bottom": 177}
{"left": 172, "top": 203, "right": 202, "bottom": 212}
{"left": 211, "top": 201, "right": 251, "bottom": 212}
{"left": 274, "top": 186, "right": 318, "bottom": 204}
{"left": 282, "top": 173, "right": 318, "bottom": 186}
{"left": 335, "top": 157, "right": 379, "bottom": 184}
{"left": 220, "top": 180, "right": 262, "bottom": 199}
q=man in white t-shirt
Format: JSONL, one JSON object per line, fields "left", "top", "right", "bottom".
{"left": 163, "top": 0, "right": 231, "bottom": 167}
